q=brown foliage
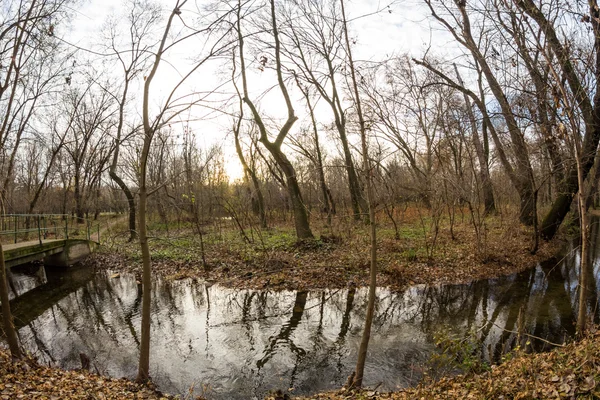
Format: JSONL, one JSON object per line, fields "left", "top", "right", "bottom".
{"left": 0, "top": 347, "right": 172, "bottom": 399}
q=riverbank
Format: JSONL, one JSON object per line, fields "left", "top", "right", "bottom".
{"left": 292, "top": 327, "right": 600, "bottom": 399}
{"left": 95, "top": 213, "right": 564, "bottom": 291}
{"left": 0, "top": 347, "right": 172, "bottom": 399}
{"left": 2, "top": 328, "right": 598, "bottom": 400}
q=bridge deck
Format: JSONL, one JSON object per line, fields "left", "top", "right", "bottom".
{"left": 3, "top": 239, "right": 67, "bottom": 268}
{"left": 3, "top": 239, "right": 65, "bottom": 252}
{"left": 0, "top": 214, "right": 100, "bottom": 268}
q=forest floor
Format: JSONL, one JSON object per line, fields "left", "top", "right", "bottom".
{"left": 92, "top": 208, "right": 566, "bottom": 291}
{"left": 0, "top": 347, "right": 172, "bottom": 399}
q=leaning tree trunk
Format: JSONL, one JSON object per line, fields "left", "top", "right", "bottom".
{"left": 109, "top": 169, "right": 137, "bottom": 241}
{"left": 457, "top": 2, "right": 536, "bottom": 225}
{"left": 262, "top": 141, "right": 313, "bottom": 239}
{"left": 577, "top": 190, "right": 590, "bottom": 336}
{"left": 323, "top": 54, "right": 367, "bottom": 221}
{"left": 575, "top": 129, "right": 591, "bottom": 336}
{"left": 337, "top": 120, "right": 367, "bottom": 221}
{"left": 297, "top": 78, "right": 335, "bottom": 222}
{"left": 232, "top": 68, "right": 267, "bottom": 229}
{"left": 519, "top": 0, "right": 600, "bottom": 239}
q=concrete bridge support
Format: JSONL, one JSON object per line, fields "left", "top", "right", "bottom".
{"left": 43, "top": 240, "right": 98, "bottom": 267}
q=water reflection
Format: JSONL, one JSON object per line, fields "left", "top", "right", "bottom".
{"left": 4, "top": 235, "right": 600, "bottom": 399}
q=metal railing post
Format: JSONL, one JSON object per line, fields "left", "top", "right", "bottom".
{"left": 37, "top": 215, "right": 42, "bottom": 246}
{"left": 87, "top": 221, "right": 90, "bottom": 241}
{"left": 65, "top": 216, "right": 69, "bottom": 239}
{"left": 14, "top": 215, "right": 17, "bottom": 244}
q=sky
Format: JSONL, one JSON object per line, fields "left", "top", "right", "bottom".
{"left": 62, "top": 0, "right": 452, "bottom": 181}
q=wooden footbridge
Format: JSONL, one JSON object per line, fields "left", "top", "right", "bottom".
{"left": 1, "top": 214, "right": 100, "bottom": 268}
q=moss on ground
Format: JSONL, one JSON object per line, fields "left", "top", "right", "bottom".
{"left": 96, "top": 210, "right": 564, "bottom": 291}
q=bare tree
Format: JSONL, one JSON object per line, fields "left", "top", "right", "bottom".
{"left": 102, "top": 0, "right": 161, "bottom": 241}
{"left": 232, "top": 52, "right": 267, "bottom": 229}
{"left": 339, "top": 0, "right": 377, "bottom": 388}
{"left": 453, "top": 64, "right": 495, "bottom": 215}
{"left": 0, "top": 0, "right": 74, "bottom": 208}
{"left": 516, "top": 0, "right": 600, "bottom": 239}
{"left": 419, "top": 0, "right": 536, "bottom": 225}
{"left": 290, "top": 77, "right": 336, "bottom": 223}
{"left": 61, "top": 83, "right": 116, "bottom": 222}
{"left": 281, "top": 0, "right": 366, "bottom": 220}
{"left": 135, "top": 0, "right": 233, "bottom": 382}
{"left": 235, "top": 0, "right": 313, "bottom": 240}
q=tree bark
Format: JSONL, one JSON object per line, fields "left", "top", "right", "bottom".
{"left": 232, "top": 56, "right": 267, "bottom": 229}
{"left": 518, "top": 0, "right": 600, "bottom": 239}
{"left": 423, "top": 0, "right": 536, "bottom": 224}
{"left": 109, "top": 77, "right": 137, "bottom": 241}
{"left": 234, "top": 132, "right": 267, "bottom": 229}
{"left": 294, "top": 76, "right": 336, "bottom": 221}
{"left": 0, "top": 244, "right": 21, "bottom": 359}
{"left": 454, "top": 64, "right": 495, "bottom": 215}
{"left": 286, "top": 14, "right": 365, "bottom": 220}
{"left": 340, "top": 0, "right": 377, "bottom": 388}
{"left": 236, "top": 0, "right": 313, "bottom": 240}
{"left": 136, "top": 2, "right": 183, "bottom": 383}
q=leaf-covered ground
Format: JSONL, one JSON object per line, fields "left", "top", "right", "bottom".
{"left": 93, "top": 212, "right": 563, "bottom": 291}
{"left": 0, "top": 348, "right": 172, "bottom": 399}
{"left": 291, "top": 328, "right": 600, "bottom": 400}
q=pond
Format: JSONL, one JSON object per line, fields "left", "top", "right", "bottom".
{"left": 5, "top": 229, "right": 600, "bottom": 399}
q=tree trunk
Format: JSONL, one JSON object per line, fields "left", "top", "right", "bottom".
{"left": 110, "top": 170, "right": 137, "bottom": 241}
{"left": 540, "top": 171, "right": 585, "bottom": 240}
{"left": 452, "top": 3, "right": 536, "bottom": 224}
{"left": 236, "top": 0, "right": 313, "bottom": 240}
{"left": 136, "top": 183, "right": 151, "bottom": 383}
{"left": 518, "top": 182, "right": 536, "bottom": 226}
{"left": 74, "top": 172, "right": 84, "bottom": 223}
{"left": 337, "top": 121, "right": 367, "bottom": 221}
{"left": 263, "top": 141, "right": 313, "bottom": 239}
{"left": 136, "top": 1, "right": 183, "bottom": 384}
{"left": 296, "top": 77, "right": 335, "bottom": 221}
{"left": 576, "top": 134, "right": 591, "bottom": 336}
{"left": 340, "top": 0, "right": 377, "bottom": 388}
{"left": 519, "top": 0, "right": 600, "bottom": 239}
{"left": 454, "top": 65, "right": 495, "bottom": 215}
{"left": 232, "top": 103, "right": 267, "bottom": 229}
{"left": 323, "top": 55, "right": 366, "bottom": 221}
{"left": 0, "top": 244, "right": 21, "bottom": 359}
{"left": 577, "top": 192, "right": 590, "bottom": 336}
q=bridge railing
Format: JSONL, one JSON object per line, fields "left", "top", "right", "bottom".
{"left": 0, "top": 214, "right": 100, "bottom": 246}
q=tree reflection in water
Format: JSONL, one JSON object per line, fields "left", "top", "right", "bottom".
{"left": 5, "top": 239, "right": 600, "bottom": 399}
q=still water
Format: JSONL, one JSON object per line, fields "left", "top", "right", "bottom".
{"left": 6, "top": 232, "right": 600, "bottom": 399}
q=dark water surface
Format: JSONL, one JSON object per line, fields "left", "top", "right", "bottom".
{"left": 6, "top": 230, "right": 600, "bottom": 399}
